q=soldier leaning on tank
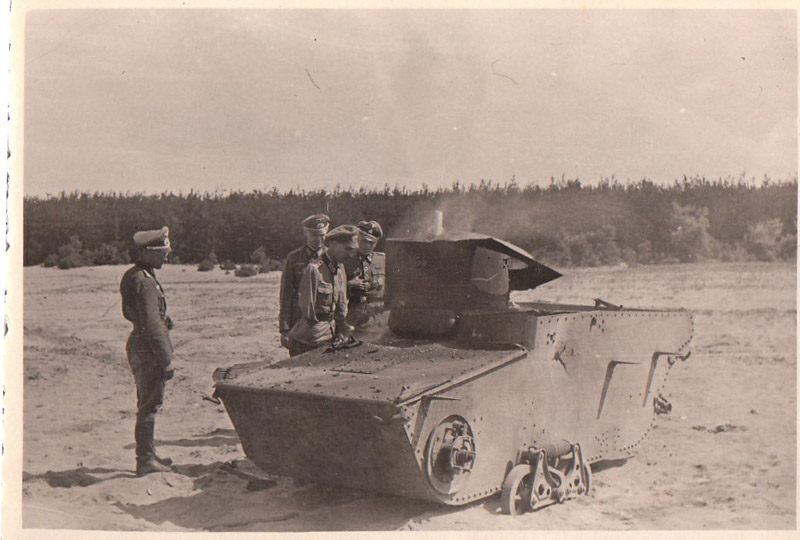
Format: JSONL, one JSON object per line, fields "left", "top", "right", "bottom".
{"left": 278, "top": 214, "right": 330, "bottom": 351}
{"left": 344, "top": 220, "right": 386, "bottom": 328}
{"left": 119, "top": 227, "right": 176, "bottom": 476}
{"left": 286, "top": 225, "right": 358, "bottom": 357}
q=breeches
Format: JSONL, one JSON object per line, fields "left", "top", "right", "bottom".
{"left": 128, "top": 351, "right": 166, "bottom": 461}
{"left": 129, "top": 351, "right": 165, "bottom": 421}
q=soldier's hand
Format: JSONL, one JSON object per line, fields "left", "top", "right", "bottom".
{"left": 163, "top": 367, "right": 175, "bottom": 381}
{"left": 348, "top": 277, "right": 369, "bottom": 292}
{"left": 280, "top": 333, "right": 291, "bottom": 349}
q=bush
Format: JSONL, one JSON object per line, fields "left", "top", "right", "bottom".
{"left": 56, "top": 235, "right": 89, "bottom": 269}
{"left": 260, "top": 258, "right": 284, "bottom": 273}
{"left": 719, "top": 242, "right": 752, "bottom": 262}
{"left": 669, "top": 203, "right": 718, "bottom": 263}
{"left": 197, "top": 258, "right": 215, "bottom": 272}
{"left": 745, "top": 218, "right": 794, "bottom": 261}
{"left": 250, "top": 246, "right": 268, "bottom": 265}
{"left": 235, "top": 264, "right": 259, "bottom": 277}
{"left": 635, "top": 241, "right": 653, "bottom": 264}
{"left": 42, "top": 254, "right": 58, "bottom": 268}
{"left": 220, "top": 260, "right": 237, "bottom": 271}
{"left": 89, "top": 243, "right": 130, "bottom": 265}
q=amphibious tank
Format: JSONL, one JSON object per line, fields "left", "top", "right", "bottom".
{"left": 212, "top": 230, "right": 693, "bottom": 514}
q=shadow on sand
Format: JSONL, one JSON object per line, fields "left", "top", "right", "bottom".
{"left": 114, "top": 459, "right": 439, "bottom": 531}
{"left": 122, "top": 428, "right": 241, "bottom": 451}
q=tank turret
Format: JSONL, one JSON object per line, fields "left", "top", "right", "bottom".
{"left": 385, "top": 233, "right": 561, "bottom": 346}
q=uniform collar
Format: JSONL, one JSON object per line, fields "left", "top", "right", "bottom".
{"left": 306, "top": 245, "right": 323, "bottom": 259}
{"left": 360, "top": 251, "right": 373, "bottom": 264}
{"left": 136, "top": 261, "right": 156, "bottom": 276}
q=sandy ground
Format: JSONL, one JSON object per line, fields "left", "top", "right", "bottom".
{"left": 19, "top": 261, "right": 796, "bottom": 531}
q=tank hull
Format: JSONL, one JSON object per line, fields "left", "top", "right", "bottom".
{"left": 214, "top": 307, "right": 693, "bottom": 505}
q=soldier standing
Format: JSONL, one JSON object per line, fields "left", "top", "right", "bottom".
{"left": 119, "top": 227, "right": 175, "bottom": 476}
{"left": 287, "top": 225, "right": 358, "bottom": 356}
{"left": 278, "top": 214, "right": 330, "bottom": 351}
{"left": 345, "top": 220, "right": 386, "bottom": 328}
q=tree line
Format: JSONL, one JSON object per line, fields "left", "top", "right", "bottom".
{"left": 23, "top": 175, "right": 797, "bottom": 270}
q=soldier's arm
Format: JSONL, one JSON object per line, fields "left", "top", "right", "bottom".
{"left": 334, "top": 271, "right": 348, "bottom": 335}
{"left": 278, "top": 256, "right": 294, "bottom": 334}
{"left": 298, "top": 265, "right": 319, "bottom": 323}
{"left": 134, "top": 275, "right": 173, "bottom": 370}
{"left": 373, "top": 252, "right": 386, "bottom": 291}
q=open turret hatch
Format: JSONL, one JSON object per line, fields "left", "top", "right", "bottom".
{"left": 433, "top": 232, "right": 562, "bottom": 293}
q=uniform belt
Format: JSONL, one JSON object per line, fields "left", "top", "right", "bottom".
{"left": 133, "top": 322, "right": 169, "bottom": 333}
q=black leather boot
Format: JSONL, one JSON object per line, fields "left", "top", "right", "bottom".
{"left": 135, "top": 417, "right": 171, "bottom": 474}
{"left": 136, "top": 457, "right": 172, "bottom": 476}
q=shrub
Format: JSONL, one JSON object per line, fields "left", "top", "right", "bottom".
{"left": 260, "top": 258, "right": 284, "bottom": 273}
{"left": 197, "top": 258, "right": 215, "bottom": 272}
{"left": 250, "top": 246, "right": 268, "bottom": 265}
{"left": 42, "top": 254, "right": 58, "bottom": 267}
{"left": 220, "top": 260, "right": 237, "bottom": 271}
{"left": 745, "top": 218, "right": 794, "bottom": 261}
{"left": 669, "top": 203, "right": 718, "bottom": 263}
{"left": 635, "top": 241, "right": 653, "bottom": 264}
{"left": 89, "top": 243, "right": 130, "bottom": 265}
{"left": 56, "top": 235, "right": 88, "bottom": 269}
{"left": 235, "top": 264, "right": 259, "bottom": 277}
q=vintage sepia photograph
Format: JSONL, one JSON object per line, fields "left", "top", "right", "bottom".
{"left": 7, "top": 3, "right": 798, "bottom": 534}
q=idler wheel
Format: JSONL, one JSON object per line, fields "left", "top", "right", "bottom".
{"left": 424, "top": 416, "right": 476, "bottom": 495}
{"left": 500, "top": 464, "right": 535, "bottom": 516}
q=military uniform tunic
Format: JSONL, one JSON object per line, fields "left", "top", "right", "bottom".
{"left": 119, "top": 262, "right": 173, "bottom": 462}
{"left": 344, "top": 251, "right": 385, "bottom": 327}
{"left": 288, "top": 253, "right": 348, "bottom": 349}
{"left": 120, "top": 263, "right": 173, "bottom": 370}
{"left": 279, "top": 245, "right": 323, "bottom": 335}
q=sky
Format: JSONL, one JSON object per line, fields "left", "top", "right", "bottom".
{"left": 21, "top": 8, "right": 798, "bottom": 196}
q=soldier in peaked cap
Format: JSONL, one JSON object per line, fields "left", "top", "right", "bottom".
{"left": 119, "top": 227, "right": 176, "bottom": 476}
{"left": 278, "top": 214, "right": 331, "bottom": 351}
{"left": 287, "top": 225, "right": 358, "bottom": 356}
{"left": 345, "top": 220, "right": 386, "bottom": 329}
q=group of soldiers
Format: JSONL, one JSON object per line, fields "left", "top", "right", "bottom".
{"left": 118, "top": 215, "right": 385, "bottom": 475}
{"left": 278, "top": 214, "right": 385, "bottom": 356}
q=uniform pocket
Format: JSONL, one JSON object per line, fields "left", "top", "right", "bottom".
{"left": 315, "top": 282, "right": 334, "bottom": 315}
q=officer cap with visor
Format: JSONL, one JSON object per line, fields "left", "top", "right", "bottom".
{"left": 356, "top": 220, "right": 383, "bottom": 242}
{"left": 133, "top": 227, "right": 171, "bottom": 253}
{"left": 302, "top": 214, "right": 330, "bottom": 234}
{"left": 325, "top": 224, "right": 359, "bottom": 243}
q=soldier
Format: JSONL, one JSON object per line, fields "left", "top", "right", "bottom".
{"left": 119, "top": 227, "right": 175, "bottom": 476}
{"left": 278, "top": 214, "right": 330, "bottom": 350}
{"left": 286, "top": 225, "right": 358, "bottom": 356}
{"left": 345, "top": 220, "right": 386, "bottom": 328}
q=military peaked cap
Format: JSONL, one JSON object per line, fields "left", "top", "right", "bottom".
{"left": 302, "top": 214, "right": 331, "bottom": 232}
{"left": 357, "top": 220, "right": 383, "bottom": 241}
{"left": 325, "top": 224, "right": 359, "bottom": 241}
{"left": 133, "top": 226, "right": 171, "bottom": 252}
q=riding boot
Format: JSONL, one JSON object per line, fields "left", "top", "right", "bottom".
{"left": 154, "top": 452, "right": 173, "bottom": 466}
{"left": 135, "top": 417, "right": 171, "bottom": 475}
